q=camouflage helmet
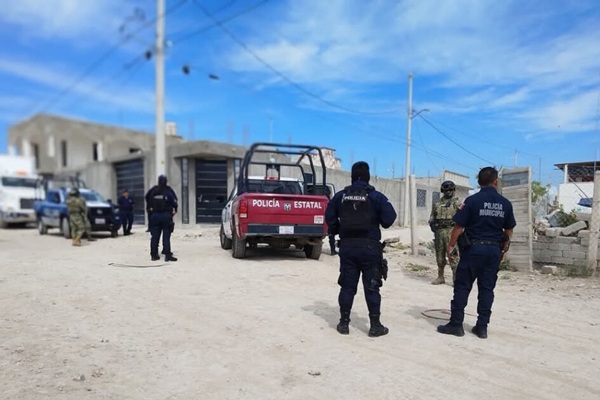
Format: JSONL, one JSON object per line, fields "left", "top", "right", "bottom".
{"left": 440, "top": 180, "right": 456, "bottom": 193}
{"left": 69, "top": 187, "right": 80, "bottom": 196}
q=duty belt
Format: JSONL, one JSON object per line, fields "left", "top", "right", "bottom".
{"left": 471, "top": 240, "right": 501, "bottom": 246}
{"left": 339, "top": 238, "right": 382, "bottom": 248}
{"left": 437, "top": 221, "right": 454, "bottom": 228}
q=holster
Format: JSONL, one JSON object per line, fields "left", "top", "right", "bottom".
{"left": 457, "top": 232, "right": 470, "bottom": 251}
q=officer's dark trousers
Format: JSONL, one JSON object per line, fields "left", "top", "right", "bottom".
{"left": 338, "top": 241, "right": 382, "bottom": 316}
{"left": 121, "top": 211, "right": 133, "bottom": 234}
{"left": 328, "top": 235, "right": 336, "bottom": 251}
{"left": 450, "top": 244, "right": 501, "bottom": 327}
{"left": 150, "top": 212, "right": 172, "bottom": 257}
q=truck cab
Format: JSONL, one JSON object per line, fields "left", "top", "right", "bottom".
{"left": 35, "top": 187, "right": 121, "bottom": 238}
{"left": 0, "top": 155, "right": 39, "bottom": 228}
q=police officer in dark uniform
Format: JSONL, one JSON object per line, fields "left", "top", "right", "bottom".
{"left": 325, "top": 161, "right": 397, "bottom": 337}
{"left": 437, "top": 167, "right": 516, "bottom": 339}
{"left": 145, "top": 175, "right": 178, "bottom": 262}
{"left": 117, "top": 188, "right": 135, "bottom": 235}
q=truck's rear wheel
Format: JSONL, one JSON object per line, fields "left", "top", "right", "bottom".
{"left": 61, "top": 218, "right": 71, "bottom": 239}
{"left": 304, "top": 242, "right": 323, "bottom": 260}
{"left": 220, "top": 224, "right": 232, "bottom": 249}
{"left": 37, "top": 218, "right": 48, "bottom": 235}
{"left": 232, "top": 230, "right": 246, "bottom": 259}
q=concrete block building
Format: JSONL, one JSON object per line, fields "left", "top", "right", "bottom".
{"left": 8, "top": 113, "right": 467, "bottom": 227}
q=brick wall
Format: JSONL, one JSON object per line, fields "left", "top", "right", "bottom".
{"left": 532, "top": 230, "right": 597, "bottom": 265}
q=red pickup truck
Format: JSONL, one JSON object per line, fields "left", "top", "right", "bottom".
{"left": 220, "top": 143, "right": 331, "bottom": 260}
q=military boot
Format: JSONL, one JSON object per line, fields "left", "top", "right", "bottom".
{"left": 87, "top": 235, "right": 97, "bottom": 242}
{"left": 72, "top": 237, "right": 82, "bottom": 247}
{"left": 431, "top": 267, "right": 445, "bottom": 285}
{"left": 336, "top": 311, "right": 350, "bottom": 335}
{"left": 368, "top": 314, "right": 389, "bottom": 337}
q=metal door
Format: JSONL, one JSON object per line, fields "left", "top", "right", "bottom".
{"left": 114, "top": 158, "right": 145, "bottom": 224}
{"left": 195, "top": 159, "right": 227, "bottom": 223}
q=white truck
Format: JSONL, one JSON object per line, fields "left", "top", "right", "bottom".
{"left": 0, "top": 155, "right": 38, "bottom": 228}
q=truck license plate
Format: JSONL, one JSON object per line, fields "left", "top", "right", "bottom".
{"left": 314, "top": 215, "right": 324, "bottom": 224}
{"left": 279, "top": 226, "right": 294, "bottom": 234}
{"left": 95, "top": 218, "right": 105, "bottom": 224}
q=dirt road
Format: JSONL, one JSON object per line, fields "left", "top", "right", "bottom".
{"left": 1, "top": 225, "right": 598, "bottom": 399}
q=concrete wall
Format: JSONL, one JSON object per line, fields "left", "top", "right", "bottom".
{"left": 8, "top": 113, "right": 182, "bottom": 175}
{"left": 533, "top": 230, "right": 597, "bottom": 267}
{"left": 558, "top": 182, "right": 593, "bottom": 213}
{"left": 500, "top": 167, "right": 533, "bottom": 271}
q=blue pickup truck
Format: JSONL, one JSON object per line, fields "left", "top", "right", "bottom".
{"left": 34, "top": 187, "right": 121, "bottom": 238}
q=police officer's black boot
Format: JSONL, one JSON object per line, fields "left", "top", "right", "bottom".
{"left": 437, "top": 322, "right": 465, "bottom": 337}
{"left": 336, "top": 311, "right": 350, "bottom": 335}
{"left": 165, "top": 254, "right": 178, "bottom": 262}
{"left": 368, "top": 314, "right": 389, "bottom": 337}
{"left": 471, "top": 325, "right": 488, "bottom": 339}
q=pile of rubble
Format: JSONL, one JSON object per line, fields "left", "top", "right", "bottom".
{"left": 535, "top": 211, "right": 590, "bottom": 238}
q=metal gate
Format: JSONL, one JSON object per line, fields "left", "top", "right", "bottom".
{"left": 195, "top": 159, "right": 227, "bottom": 223}
{"left": 114, "top": 158, "right": 145, "bottom": 224}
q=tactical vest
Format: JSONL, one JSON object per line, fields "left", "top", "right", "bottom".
{"left": 152, "top": 188, "right": 168, "bottom": 212}
{"left": 434, "top": 197, "right": 459, "bottom": 222}
{"left": 339, "top": 185, "right": 376, "bottom": 234}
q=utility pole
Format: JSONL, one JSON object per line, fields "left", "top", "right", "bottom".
{"left": 403, "top": 73, "right": 413, "bottom": 227}
{"left": 587, "top": 170, "right": 600, "bottom": 276}
{"left": 155, "top": 0, "right": 166, "bottom": 179}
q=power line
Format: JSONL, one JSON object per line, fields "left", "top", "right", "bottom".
{"left": 173, "top": 0, "right": 270, "bottom": 43}
{"left": 425, "top": 115, "right": 540, "bottom": 158}
{"left": 22, "top": 0, "right": 188, "bottom": 117}
{"left": 419, "top": 114, "right": 498, "bottom": 165}
{"left": 192, "top": 1, "right": 402, "bottom": 116}
{"left": 413, "top": 117, "right": 439, "bottom": 172}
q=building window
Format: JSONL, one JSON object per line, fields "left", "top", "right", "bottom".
{"left": 61, "top": 140, "right": 67, "bottom": 167}
{"left": 432, "top": 191, "right": 440, "bottom": 204}
{"left": 32, "top": 143, "right": 40, "bottom": 169}
{"left": 92, "top": 142, "right": 99, "bottom": 161}
{"left": 417, "top": 188, "right": 427, "bottom": 208}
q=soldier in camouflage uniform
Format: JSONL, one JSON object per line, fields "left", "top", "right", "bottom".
{"left": 429, "top": 180, "right": 461, "bottom": 284}
{"left": 66, "top": 188, "right": 88, "bottom": 247}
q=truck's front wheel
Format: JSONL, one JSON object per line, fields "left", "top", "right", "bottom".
{"left": 304, "top": 242, "right": 323, "bottom": 260}
{"left": 61, "top": 218, "right": 71, "bottom": 239}
{"left": 220, "top": 224, "right": 232, "bottom": 249}
{"left": 232, "top": 230, "right": 246, "bottom": 259}
{"left": 37, "top": 218, "right": 48, "bottom": 235}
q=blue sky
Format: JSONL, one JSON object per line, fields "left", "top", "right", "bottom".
{"left": 1, "top": 0, "right": 599, "bottom": 186}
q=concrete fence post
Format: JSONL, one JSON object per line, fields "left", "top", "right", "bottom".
{"left": 587, "top": 171, "right": 600, "bottom": 276}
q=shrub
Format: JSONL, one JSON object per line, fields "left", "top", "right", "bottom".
{"left": 499, "top": 259, "right": 518, "bottom": 272}
{"left": 556, "top": 209, "right": 578, "bottom": 227}
{"left": 561, "top": 263, "right": 593, "bottom": 278}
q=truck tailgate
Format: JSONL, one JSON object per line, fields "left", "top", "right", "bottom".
{"left": 237, "top": 193, "right": 329, "bottom": 235}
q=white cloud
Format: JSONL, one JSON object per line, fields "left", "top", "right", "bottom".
{"left": 0, "top": 0, "right": 141, "bottom": 43}
{"left": 218, "top": 0, "right": 600, "bottom": 137}
{"left": 0, "top": 57, "right": 155, "bottom": 115}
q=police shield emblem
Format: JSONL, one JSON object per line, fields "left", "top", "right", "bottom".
{"left": 284, "top": 203, "right": 292, "bottom": 211}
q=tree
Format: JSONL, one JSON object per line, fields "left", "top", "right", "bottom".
{"left": 531, "top": 180, "right": 550, "bottom": 206}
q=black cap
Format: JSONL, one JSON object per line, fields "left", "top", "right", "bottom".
{"left": 158, "top": 175, "right": 168, "bottom": 185}
{"left": 351, "top": 161, "right": 370, "bottom": 183}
